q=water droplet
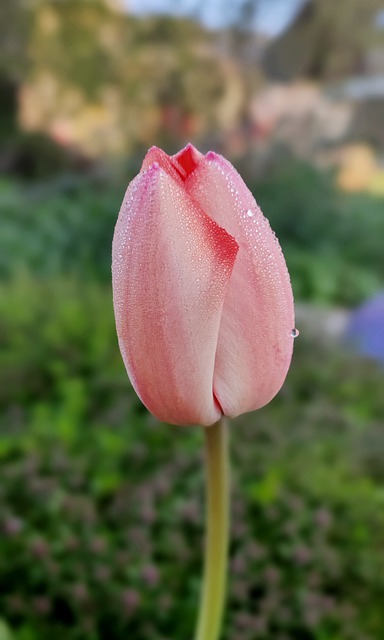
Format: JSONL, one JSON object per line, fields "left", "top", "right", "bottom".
{"left": 290, "top": 328, "right": 300, "bottom": 338}
{"left": 246, "top": 209, "right": 254, "bottom": 217}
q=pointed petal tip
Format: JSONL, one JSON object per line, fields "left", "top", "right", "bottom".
{"left": 173, "top": 142, "right": 198, "bottom": 155}
{"left": 147, "top": 144, "right": 161, "bottom": 154}
{"left": 181, "top": 142, "right": 195, "bottom": 151}
{"left": 141, "top": 146, "right": 168, "bottom": 172}
{"left": 172, "top": 144, "right": 204, "bottom": 179}
{"left": 205, "top": 150, "right": 220, "bottom": 162}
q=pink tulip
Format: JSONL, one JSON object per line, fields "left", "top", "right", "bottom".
{"left": 112, "top": 144, "right": 295, "bottom": 426}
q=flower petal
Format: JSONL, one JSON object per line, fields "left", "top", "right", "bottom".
{"left": 112, "top": 162, "right": 239, "bottom": 426}
{"left": 185, "top": 152, "right": 294, "bottom": 417}
{"left": 141, "top": 144, "right": 204, "bottom": 182}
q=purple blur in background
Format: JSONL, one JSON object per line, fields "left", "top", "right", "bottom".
{"left": 345, "top": 292, "right": 384, "bottom": 364}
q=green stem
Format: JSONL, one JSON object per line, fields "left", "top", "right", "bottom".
{"left": 194, "top": 417, "right": 230, "bottom": 640}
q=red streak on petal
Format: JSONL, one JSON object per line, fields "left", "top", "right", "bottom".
{"left": 213, "top": 392, "right": 224, "bottom": 415}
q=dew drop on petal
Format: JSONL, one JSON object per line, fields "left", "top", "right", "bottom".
{"left": 290, "top": 328, "right": 300, "bottom": 338}
{"left": 246, "top": 209, "right": 254, "bottom": 217}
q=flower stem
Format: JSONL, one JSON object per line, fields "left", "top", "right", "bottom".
{"left": 195, "top": 416, "right": 230, "bottom": 640}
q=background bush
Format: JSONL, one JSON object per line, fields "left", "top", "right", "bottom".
{"left": 1, "top": 160, "right": 384, "bottom": 304}
{"left": 1, "top": 277, "right": 384, "bottom": 639}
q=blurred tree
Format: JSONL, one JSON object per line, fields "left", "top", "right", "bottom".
{"left": 0, "top": 0, "right": 33, "bottom": 144}
{"left": 17, "top": 0, "right": 238, "bottom": 156}
{"left": 0, "top": 0, "right": 32, "bottom": 80}
{"left": 2, "top": 0, "right": 271, "bottom": 160}
{"left": 0, "top": 0, "right": 111, "bottom": 176}
{"left": 28, "top": 0, "right": 119, "bottom": 97}
{"left": 263, "top": 0, "right": 384, "bottom": 80}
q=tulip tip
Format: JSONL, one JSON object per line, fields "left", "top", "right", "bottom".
{"left": 172, "top": 144, "right": 203, "bottom": 180}
{"left": 205, "top": 150, "right": 220, "bottom": 162}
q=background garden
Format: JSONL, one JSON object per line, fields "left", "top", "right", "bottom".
{"left": 1, "top": 1, "right": 384, "bottom": 639}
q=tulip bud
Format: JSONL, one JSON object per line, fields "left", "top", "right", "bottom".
{"left": 112, "top": 144, "right": 295, "bottom": 426}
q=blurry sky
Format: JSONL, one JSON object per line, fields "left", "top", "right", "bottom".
{"left": 377, "top": 8, "right": 384, "bottom": 27}
{"left": 125, "top": 0, "right": 308, "bottom": 35}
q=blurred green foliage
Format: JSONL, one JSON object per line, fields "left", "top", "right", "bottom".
{"left": 253, "top": 161, "right": 384, "bottom": 304}
{"left": 0, "top": 173, "right": 123, "bottom": 280}
{"left": 1, "top": 156, "right": 384, "bottom": 639}
{"left": 1, "top": 160, "right": 383, "bottom": 304}
{"left": 0, "top": 277, "right": 384, "bottom": 639}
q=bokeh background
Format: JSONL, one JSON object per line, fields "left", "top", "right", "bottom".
{"left": 1, "top": 1, "right": 384, "bottom": 639}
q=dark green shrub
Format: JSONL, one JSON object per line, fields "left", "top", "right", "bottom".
{"left": 0, "top": 175, "right": 123, "bottom": 281}
{"left": 0, "top": 278, "right": 384, "bottom": 639}
{"left": 1, "top": 160, "right": 384, "bottom": 304}
{"left": 253, "top": 161, "right": 384, "bottom": 304}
